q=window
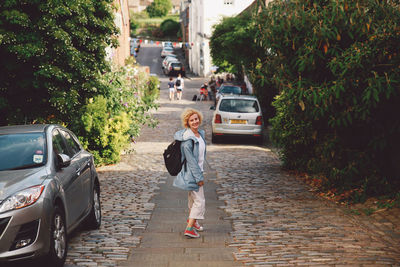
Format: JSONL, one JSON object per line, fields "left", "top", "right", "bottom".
{"left": 219, "top": 99, "right": 259, "bottom": 113}
{"left": 60, "top": 130, "right": 81, "bottom": 157}
{"left": 224, "top": 0, "right": 234, "bottom": 5}
{"left": 0, "top": 133, "right": 46, "bottom": 171}
{"left": 53, "top": 130, "right": 69, "bottom": 156}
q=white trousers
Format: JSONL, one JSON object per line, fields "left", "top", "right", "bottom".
{"left": 188, "top": 186, "right": 205, "bottom": 220}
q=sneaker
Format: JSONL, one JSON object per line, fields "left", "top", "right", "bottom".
{"left": 187, "top": 219, "right": 204, "bottom": 232}
{"left": 184, "top": 227, "right": 200, "bottom": 238}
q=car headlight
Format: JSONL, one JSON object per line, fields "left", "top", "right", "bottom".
{"left": 0, "top": 185, "right": 45, "bottom": 213}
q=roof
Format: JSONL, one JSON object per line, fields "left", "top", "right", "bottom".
{"left": 219, "top": 94, "right": 258, "bottom": 100}
{"left": 0, "top": 124, "right": 54, "bottom": 134}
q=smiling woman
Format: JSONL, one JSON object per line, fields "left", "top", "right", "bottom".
{"left": 171, "top": 108, "right": 206, "bottom": 238}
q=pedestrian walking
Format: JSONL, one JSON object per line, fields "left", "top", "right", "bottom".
{"left": 173, "top": 108, "right": 206, "bottom": 238}
{"left": 175, "top": 73, "right": 184, "bottom": 100}
{"left": 168, "top": 77, "right": 175, "bottom": 101}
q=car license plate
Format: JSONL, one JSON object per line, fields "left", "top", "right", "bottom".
{"left": 174, "top": 67, "right": 180, "bottom": 70}
{"left": 230, "top": 119, "right": 247, "bottom": 124}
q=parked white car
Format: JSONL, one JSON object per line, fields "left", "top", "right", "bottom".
{"left": 161, "top": 47, "right": 174, "bottom": 58}
{"left": 211, "top": 95, "right": 263, "bottom": 144}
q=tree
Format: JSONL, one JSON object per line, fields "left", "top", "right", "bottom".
{"left": 210, "top": 11, "right": 277, "bottom": 120}
{"left": 0, "top": 0, "right": 160, "bottom": 165}
{"left": 257, "top": 0, "right": 400, "bottom": 197}
{"left": 146, "top": 0, "right": 172, "bottom": 18}
{"left": 160, "top": 19, "right": 179, "bottom": 37}
{"left": 0, "top": 0, "right": 118, "bottom": 125}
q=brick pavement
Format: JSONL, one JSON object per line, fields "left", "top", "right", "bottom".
{"left": 63, "top": 76, "right": 400, "bottom": 267}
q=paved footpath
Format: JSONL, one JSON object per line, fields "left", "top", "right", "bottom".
{"left": 65, "top": 77, "right": 400, "bottom": 267}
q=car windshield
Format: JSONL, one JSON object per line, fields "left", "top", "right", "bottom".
{"left": 163, "top": 47, "right": 173, "bottom": 51}
{"left": 219, "top": 99, "right": 260, "bottom": 113}
{"left": 220, "top": 86, "right": 242, "bottom": 94}
{"left": 0, "top": 133, "right": 47, "bottom": 171}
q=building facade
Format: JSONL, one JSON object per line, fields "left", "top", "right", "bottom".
{"left": 186, "top": 0, "right": 254, "bottom": 77}
{"left": 106, "top": 0, "right": 131, "bottom": 66}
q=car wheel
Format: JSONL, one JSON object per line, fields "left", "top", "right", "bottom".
{"left": 85, "top": 184, "right": 101, "bottom": 229}
{"left": 212, "top": 133, "right": 218, "bottom": 144}
{"left": 47, "top": 206, "right": 67, "bottom": 267}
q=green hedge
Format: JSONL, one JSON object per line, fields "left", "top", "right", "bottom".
{"left": 256, "top": 0, "right": 400, "bottom": 198}
{"left": 73, "top": 63, "right": 159, "bottom": 166}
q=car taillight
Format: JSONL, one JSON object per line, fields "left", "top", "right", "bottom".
{"left": 256, "top": 116, "right": 263, "bottom": 125}
{"left": 169, "top": 66, "right": 172, "bottom": 71}
{"left": 214, "top": 114, "right": 222, "bottom": 124}
{"left": 182, "top": 66, "right": 185, "bottom": 71}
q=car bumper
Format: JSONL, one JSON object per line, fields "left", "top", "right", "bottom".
{"left": 0, "top": 197, "right": 52, "bottom": 262}
{"left": 212, "top": 124, "right": 263, "bottom": 136}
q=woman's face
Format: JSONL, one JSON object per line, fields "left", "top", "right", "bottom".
{"left": 188, "top": 113, "right": 200, "bottom": 131}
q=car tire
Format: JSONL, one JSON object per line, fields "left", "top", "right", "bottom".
{"left": 212, "top": 133, "right": 218, "bottom": 144}
{"left": 85, "top": 184, "right": 102, "bottom": 230}
{"left": 46, "top": 206, "right": 67, "bottom": 267}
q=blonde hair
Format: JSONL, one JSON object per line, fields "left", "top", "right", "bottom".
{"left": 181, "top": 108, "right": 203, "bottom": 128}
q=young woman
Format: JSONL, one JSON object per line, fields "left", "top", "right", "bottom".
{"left": 173, "top": 108, "right": 206, "bottom": 238}
{"left": 175, "top": 74, "right": 184, "bottom": 100}
{"left": 168, "top": 77, "right": 175, "bottom": 101}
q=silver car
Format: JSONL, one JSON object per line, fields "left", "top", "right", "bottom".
{"left": 215, "top": 84, "right": 243, "bottom": 102}
{"left": 212, "top": 95, "right": 264, "bottom": 143}
{"left": 0, "top": 124, "right": 101, "bottom": 266}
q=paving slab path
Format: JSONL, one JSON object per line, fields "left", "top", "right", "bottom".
{"left": 64, "top": 75, "right": 400, "bottom": 267}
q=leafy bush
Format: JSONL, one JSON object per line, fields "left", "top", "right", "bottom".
{"left": 0, "top": 0, "right": 118, "bottom": 126}
{"left": 74, "top": 64, "right": 159, "bottom": 165}
{"left": 79, "top": 96, "right": 131, "bottom": 165}
{"left": 146, "top": 0, "right": 172, "bottom": 18}
{"left": 259, "top": 0, "right": 400, "bottom": 197}
{"left": 160, "top": 19, "right": 180, "bottom": 37}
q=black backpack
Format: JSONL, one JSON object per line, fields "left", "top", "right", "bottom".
{"left": 163, "top": 140, "right": 192, "bottom": 176}
{"left": 175, "top": 79, "right": 181, "bottom": 87}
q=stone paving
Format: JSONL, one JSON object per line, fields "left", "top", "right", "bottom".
{"left": 207, "top": 145, "right": 400, "bottom": 266}
{"left": 65, "top": 75, "right": 400, "bottom": 267}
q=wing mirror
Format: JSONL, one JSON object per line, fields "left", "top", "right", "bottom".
{"left": 57, "top": 153, "right": 71, "bottom": 169}
{"left": 210, "top": 106, "right": 216, "bottom": 110}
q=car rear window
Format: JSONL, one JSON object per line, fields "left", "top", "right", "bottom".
{"left": 219, "top": 99, "right": 260, "bottom": 113}
{"left": 171, "top": 63, "right": 182, "bottom": 68}
{"left": 220, "top": 86, "right": 242, "bottom": 94}
{"left": 0, "top": 133, "right": 47, "bottom": 171}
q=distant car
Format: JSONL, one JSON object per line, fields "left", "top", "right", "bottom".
{"left": 164, "top": 61, "right": 185, "bottom": 76}
{"left": 163, "top": 41, "right": 173, "bottom": 48}
{"left": 161, "top": 47, "right": 174, "bottom": 58}
{"left": 0, "top": 124, "right": 101, "bottom": 266}
{"left": 162, "top": 56, "right": 179, "bottom": 69}
{"left": 215, "top": 84, "right": 243, "bottom": 102}
{"left": 211, "top": 95, "right": 263, "bottom": 143}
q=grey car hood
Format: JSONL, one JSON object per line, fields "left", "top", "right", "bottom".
{"left": 0, "top": 167, "right": 47, "bottom": 200}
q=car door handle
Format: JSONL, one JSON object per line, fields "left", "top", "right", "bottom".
{"left": 76, "top": 168, "right": 81, "bottom": 176}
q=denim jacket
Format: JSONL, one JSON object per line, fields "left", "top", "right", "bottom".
{"left": 172, "top": 128, "right": 206, "bottom": 192}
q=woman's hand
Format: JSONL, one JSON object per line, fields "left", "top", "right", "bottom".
{"left": 198, "top": 181, "right": 204, "bottom": 186}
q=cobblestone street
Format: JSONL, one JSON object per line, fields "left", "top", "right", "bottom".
{"left": 65, "top": 77, "right": 400, "bottom": 267}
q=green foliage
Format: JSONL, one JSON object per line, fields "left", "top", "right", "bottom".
{"left": 0, "top": 1, "right": 159, "bottom": 166}
{"left": 146, "top": 0, "right": 172, "bottom": 18}
{"left": 260, "top": 0, "right": 400, "bottom": 195}
{"left": 160, "top": 19, "right": 179, "bottom": 37}
{"left": 79, "top": 96, "right": 131, "bottom": 165}
{"left": 210, "top": 11, "right": 277, "bottom": 120}
{"left": 0, "top": 0, "right": 118, "bottom": 125}
{"left": 210, "top": 13, "right": 259, "bottom": 74}
{"left": 74, "top": 64, "right": 159, "bottom": 165}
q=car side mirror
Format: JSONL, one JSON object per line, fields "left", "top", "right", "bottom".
{"left": 210, "top": 106, "right": 216, "bottom": 110}
{"left": 57, "top": 153, "right": 71, "bottom": 169}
